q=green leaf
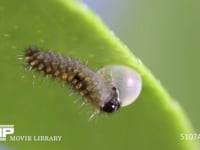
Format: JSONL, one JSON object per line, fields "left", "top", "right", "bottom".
{"left": 0, "top": 0, "right": 198, "bottom": 150}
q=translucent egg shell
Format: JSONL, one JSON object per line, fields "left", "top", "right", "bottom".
{"left": 98, "top": 65, "right": 142, "bottom": 107}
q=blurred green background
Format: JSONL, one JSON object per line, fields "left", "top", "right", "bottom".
{"left": 82, "top": 0, "right": 200, "bottom": 132}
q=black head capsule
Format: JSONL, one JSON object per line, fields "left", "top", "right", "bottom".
{"left": 100, "top": 87, "right": 121, "bottom": 113}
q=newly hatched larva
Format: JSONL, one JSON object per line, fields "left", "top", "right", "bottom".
{"left": 23, "top": 46, "right": 142, "bottom": 115}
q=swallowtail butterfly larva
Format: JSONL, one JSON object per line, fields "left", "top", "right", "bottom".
{"left": 23, "top": 46, "right": 142, "bottom": 116}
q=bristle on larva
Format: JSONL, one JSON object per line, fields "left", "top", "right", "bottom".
{"left": 24, "top": 46, "right": 121, "bottom": 114}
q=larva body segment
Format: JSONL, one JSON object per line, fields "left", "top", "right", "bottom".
{"left": 24, "top": 46, "right": 121, "bottom": 113}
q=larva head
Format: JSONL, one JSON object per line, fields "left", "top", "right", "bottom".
{"left": 100, "top": 87, "right": 121, "bottom": 113}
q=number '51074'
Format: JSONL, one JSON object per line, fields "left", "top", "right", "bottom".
{"left": 180, "top": 133, "right": 200, "bottom": 140}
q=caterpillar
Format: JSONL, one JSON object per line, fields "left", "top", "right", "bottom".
{"left": 24, "top": 46, "right": 121, "bottom": 114}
